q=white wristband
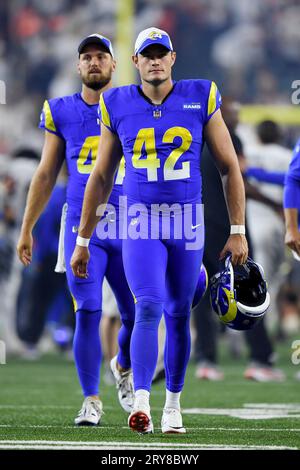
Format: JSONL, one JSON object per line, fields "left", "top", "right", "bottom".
{"left": 76, "top": 235, "right": 90, "bottom": 247}
{"left": 230, "top": 225, "right": 246, "bottom": 235}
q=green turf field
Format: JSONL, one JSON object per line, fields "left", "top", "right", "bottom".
{"left": 0, "top": 338, "right": 299, "bottom": 450}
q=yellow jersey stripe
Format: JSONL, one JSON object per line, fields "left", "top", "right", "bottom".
{"left": 99, "top": 94, "right": 111, "bottom": 129}
{"left": 207, "top": 81, "right": 217, "bottom": 117}
{"left": 43, "top": 100, "right": 57, "bottom": 132}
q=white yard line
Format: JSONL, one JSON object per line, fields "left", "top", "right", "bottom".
{"left": 0, "top": 441, "right": 297, "bottom": 450}
{"left": 0, "top": 424, "right": 300, "bottom": 433}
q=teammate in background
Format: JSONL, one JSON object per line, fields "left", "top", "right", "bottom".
{"left": 71, "top": 27, "right": 248, "bottom": 434}
{"left": 17, "top": 34, "right": 135, "bottom": 425}
{"left": 246, "top": 120, "right": 291, "bottom": 303}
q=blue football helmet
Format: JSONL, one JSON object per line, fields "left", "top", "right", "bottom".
{"left": 210, "top": 256, "right": 270, "bottom": 330}
{"left": 192, "top": 263, "right": 208, "bottom": 308}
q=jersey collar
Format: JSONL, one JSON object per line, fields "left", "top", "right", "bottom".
{"left": 137, "top": 81, "right": 177, "bottom": 106}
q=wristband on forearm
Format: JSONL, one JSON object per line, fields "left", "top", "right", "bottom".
{"left": 230, "top": 225, "right": 246, "bottom": 235}
{"left": 76, "top": 235, "right": 90, "bottom": 247}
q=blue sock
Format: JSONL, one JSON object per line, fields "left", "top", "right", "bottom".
{"left": 130, "top": 300, "right": 163, "bottom": 392}
{"left": 73, "top": 309, "right": 101, "bottom": 397}
{"left": 164, "top": 309, "right": 191, "bottom": 393}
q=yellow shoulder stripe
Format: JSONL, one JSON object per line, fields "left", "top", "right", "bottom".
{"left": 99, "top": 94, "right": 111, "bottom": 128}
{"left": 207, "top": 81, "right": 217, "bottom": 117}
{"left": 43, "top": 100, "right": 57, "bottom": 132}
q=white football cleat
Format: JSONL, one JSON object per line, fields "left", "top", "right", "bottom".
{"left": 74, "top": 397, "right": 103, "bottom": 426}
{"left": 110, "top": 356, "right": 134, "bottom": 413}
{"left": 161, "top": 408, "right": 186, "bottom": 434}
{"left": 128, "top": 408, "right": 154, "bottom": 434}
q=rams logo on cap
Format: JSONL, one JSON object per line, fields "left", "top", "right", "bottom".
{"left": 148, "top": 31, "right": 163, "bottom": 40}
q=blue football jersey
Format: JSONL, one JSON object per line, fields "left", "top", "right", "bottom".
{"left": 100, "top": 80, "right": 221, "bottom": 206}
{"left": 39, "top": 93, "right": 124, "bottom": 209}
{"left": 286, "top": 138, "right": 300, "bottom": 183}
{"left": 283, "top": 138, "right": 300, "bottom": 213}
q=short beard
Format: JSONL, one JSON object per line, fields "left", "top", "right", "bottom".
{"left": 144, "top": 76, "right": 168, "bottom": 87}
{"left": 82, "top": 75, "right": 111, "bottom": 91}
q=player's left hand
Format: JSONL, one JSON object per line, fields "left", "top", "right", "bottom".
{"left": 219, "top": 234, "right": 248, "bottom": 265}
{"left": 71, "top": 245, "right": 90, "bottom": 278}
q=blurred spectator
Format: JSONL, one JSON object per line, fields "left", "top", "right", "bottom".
{"left": 16, "top": 181, "right": 74, "bottom": 359}
{"left": 245, "top": 120, "right": 292, "bottom": 327}
{"left": 0, "top": 147, "right": 39, "bottom": 353}
{"left": 0, "top": 0, "right": 299, "bottom": 151}
{"left": 193, "top": 99, "right": 285, "bottom": 382}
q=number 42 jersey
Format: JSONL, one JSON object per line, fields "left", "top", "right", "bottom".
{"left": 100, "top": 79, "right": 221, "bottom": 207}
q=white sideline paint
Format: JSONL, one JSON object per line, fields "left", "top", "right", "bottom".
{"left": 183, "top": 403, "right": 300, "bottom": 420}
{"left": 0, "top": 441, "right": 297, "bottom": 450}
{"left": 1, "top": 402, "right": 300, "bottom": 420}
{"left": 1, "top": 424, "right": 300, "bottom": 433}
{"left": 245, "top": 404, "right": 300, "bottom": 409}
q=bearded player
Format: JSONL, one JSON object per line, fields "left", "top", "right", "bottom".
{"left": 17, "top": 34, "right": 135, "bottom": 425}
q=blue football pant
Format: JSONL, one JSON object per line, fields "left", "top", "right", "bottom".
{"left": 64, "top": 210, "right": 135, "bottom": 397}
{"left": 123, "top": 233, "right": 203, "bottom": 393}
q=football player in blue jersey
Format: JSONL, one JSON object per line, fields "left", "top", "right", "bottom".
{"left": 71, "top": 27, "right": 248, "bottom": 434}
{"left": 284, "top": 138, "right": 300, "bottom": 255}
{"left": 17, "top": 34, "right": 135, "bottom": 425}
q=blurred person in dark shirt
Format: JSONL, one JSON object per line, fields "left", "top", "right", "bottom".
{"left": 193, "top": 97, "right": 285, "bottom": 382}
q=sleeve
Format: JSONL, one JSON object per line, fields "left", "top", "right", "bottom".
{"left": 283, "top": 178, "right": 300, "bottom": 208}
{"left": 246, "top": 167, "right": 286, "bottom": 186}
{"left": 39, "top": 99, "right": 63, "bottom": 138}
{"left": 283, "top": 140, "right": 300, "bottom": 208}
{"left": 205, "top": 81, "right": 222, "bottom": 125}
{"left": 99, "top": 93, "right": 117, "bottom": 134}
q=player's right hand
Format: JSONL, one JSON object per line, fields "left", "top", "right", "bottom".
{"left": 71, "top": 245, "right": 90, "bottom": 278}
{"left": 219, "top": 234, "right": 248, "bottom": 266}
{"left": 17, "top": 231, "right": 33, "bottom": 266}
{"left": 285, "top": 228, "right": 300, "bottom": 256}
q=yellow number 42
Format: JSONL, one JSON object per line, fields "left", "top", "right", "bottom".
{"left": 132, "top": 126, "right": 192, "bottom": 182}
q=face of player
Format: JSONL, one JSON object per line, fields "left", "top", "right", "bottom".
{"left": 132, "top": 44, "right": 176, "bottom": 86}
{"left": 78, "top": 44, "right": 116, "bottom": 90}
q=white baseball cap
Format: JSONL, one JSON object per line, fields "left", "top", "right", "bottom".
{"left": 134, "top": 27, "right": 173, "bottom": 55}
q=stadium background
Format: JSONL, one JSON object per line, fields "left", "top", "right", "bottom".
{"left": 0, "top": 0, "right": 300, "bottom": 451}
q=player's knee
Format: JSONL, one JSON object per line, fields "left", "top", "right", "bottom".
{"left": 75, "top": 298, "right": 101, "bottom": 312}
{"left": 165, "top": 300, "right": 191, "bottom": 317}
{"left": 135, "top": 300, "right": 163, "bottom": 328}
